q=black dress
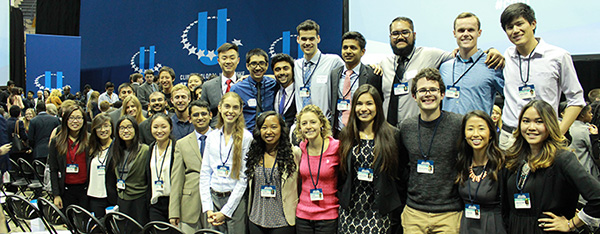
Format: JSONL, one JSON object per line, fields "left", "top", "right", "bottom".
{"left": 458, "top": 166, "right": 506, "bottom": 234}
{"left": 505, "top": 150, "right": 600, "bottom": 234}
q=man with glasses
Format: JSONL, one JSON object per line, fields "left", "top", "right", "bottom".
{"left": 399, "top": 68, "right": 463, "bottom": 233}
{"left": 230, "top": 48, "right": 277, "bottom": 131}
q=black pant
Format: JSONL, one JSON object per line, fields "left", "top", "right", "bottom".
{"left": 88, "top": 196, "right": 110, "bottom": 218}
{"left": 249, "top": 221, "right": 295, "bottom": 234}
{"left": 62, "top": 184, "right": 89, "bottom": 213}
{"left": 149, "top": 196, "right": 169, "bottom": 222}
{"left": 295, "top": 217, "right": 337, "bottom": 234}
{"left": 117, "top": 196, "right": 148, "bottom": 226}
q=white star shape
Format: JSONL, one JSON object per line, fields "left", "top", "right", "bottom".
{"left": 181, "top": 38, "right": 188, "bottom": 44}
{"left": 183, "top": 43, "right": 191, "bottom": 50}
{"left": 196, "top": 49, "right": 205, "bottom": 59}
{"left": 232, "top": 39, "right": 243, "bottom": 46}
{"left": 206, "top": 50, "right": 217, "bottom": 60}
{"left": 188, "top": 46, "right": 197, "bottom": 55}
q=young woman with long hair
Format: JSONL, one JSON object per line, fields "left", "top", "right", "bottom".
{"left": 245, "top": 111, "right": 300, "bottom": 234}
{"left": 337, "top": 84, "right": 404, "bottom": 233}
{"left": 294, "top": 104, "right": 340, "bottom": 234}
{"left": 491, "top": 105, "right": 502, "bottom": 133}
{"left": 455, "top": 110, "right": 505, "bottom": 233}
{"left": 199, "top": 92, "right": 253, "bottom": 234}
{"left": 23, "top": 108, "right": 36, "bottom": 132}
{"left": 86, "top": 113, "right": 114, "bottom": 217}
{"left": 121, "top": 95, "right": 146, "bottom": 124}
{"left": 48, "top": 106, "right": 89, "bottom": 211}
{"left": 147, "top": 113, "right": 176, "bottom": 222}
{"left": 110, "top": 115, "right": 150, "bottom": 225}
{"left": 504, "top": 100, "right": 600, "bottom": 233}
{"left": 86, "top": 91, "right": 100, "bottom": 120}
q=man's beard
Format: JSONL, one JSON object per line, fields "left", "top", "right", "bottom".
{"left": 390, "top": 39, "right": 415, "bottom": 57}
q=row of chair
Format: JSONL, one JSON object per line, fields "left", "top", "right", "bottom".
{"left": 4, "top": 194, "right": 222, "bottom": 234}
{"left": 7, "top": 158, "right": 48, "bottom": 199}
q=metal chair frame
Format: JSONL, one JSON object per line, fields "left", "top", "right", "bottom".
{"left": 142, "top": 221, "right": 185, "bottom": 234}
{"left": 65, "top": 204, "right": 107, "bottom": 234}
{"left": 103, "top": 211, "right": 144, "bottom": 234}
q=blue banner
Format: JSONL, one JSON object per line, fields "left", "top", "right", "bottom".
{"left": 26, "top": 34, "right": 81, "bottom": 93}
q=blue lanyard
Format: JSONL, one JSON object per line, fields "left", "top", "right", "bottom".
{"left": 154, "top": 140, "right": 170, "bottom": 181}
{"left": 302, "top": 54, "right": 322, "bottom": 87}
{"left": 306, "top": 139, "right": 325, "bottom": 189}
{"left": 118, "top": 150, "right": 134, "bottom": 180}
{"left": 467, "top": 165, "right": 486, "bottom": 204}
{"left": 517, "top": 45, "right": 537, "bottom": 84}
{"left": 262, "top": 155, "right": 277, "bottom": 185}
{"left": 339, "top": 71, "right": 360, "bottom": 99}
{"left": 417, "top": 112, "right": 443, "bottom": 159}
{"left": 515, "top": 162, "right": 530, "bottom": 193}
{"left": 219, "top": 132, "right": 233, "bottom": 166}
{"left": 451, "top": 52, "right": 485, "bottom": 87}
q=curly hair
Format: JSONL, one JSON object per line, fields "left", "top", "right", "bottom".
{"left": 293, "top": 104, "right": 331, "bottom": 141}
{"left": 245, "top": 111, "right": 296, "bottom": 180}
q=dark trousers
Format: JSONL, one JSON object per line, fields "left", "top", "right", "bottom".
{"left": 62, "top": 184, "right": 89, "bottom": 213}
{"left": 295, "top": 217, "right": 337, "bottom": 234}
{"left": 117, "top": 196, "right": 149, "bottom": 226}
{"left": 149, "top": 196, "right": 169, "bottom": 222}
{"left": 249, "top": 221, "right": 295, "bottom": 234}
{"left": 88, "top": 196, "right": 110, "bottom": 218}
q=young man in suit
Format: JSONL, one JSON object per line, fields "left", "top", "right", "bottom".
{"left": 28, "top": 103, "right": 60, "bottom": 163}
{"left": 137, "top": 69, "right": 159, "bottom": 110}
{"left": 272, "top": 53, "right": 297, "bottom": 129}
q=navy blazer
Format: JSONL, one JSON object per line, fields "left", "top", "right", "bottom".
{"left": 28, "top": 113, "right": 61, "bottom": 159}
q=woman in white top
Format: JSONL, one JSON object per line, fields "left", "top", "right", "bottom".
{"left": 200, "top": 92, "right": 253, "bottom": 234}
{"left": 87, "top": 113, "right": 113, "bottom": 218}
{"left": 147, "top": 113, "right": 175, "bottom": 222}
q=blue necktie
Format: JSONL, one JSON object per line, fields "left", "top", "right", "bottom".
{"left": 302, "top": 61, "right": 313, "bottom": 107}
{"left": 279, "top": 88, "right": 286, "bottom": 115}
{"left": 199, "top": 135, "right": 207, "bottom": 156}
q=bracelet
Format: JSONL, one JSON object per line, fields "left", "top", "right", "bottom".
{"left": 568, "top": 219, "right": 577, "bottom": 232}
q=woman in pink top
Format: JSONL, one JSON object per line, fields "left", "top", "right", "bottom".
{"left": 294, "top": 104, "right": 340, "bottom": 234}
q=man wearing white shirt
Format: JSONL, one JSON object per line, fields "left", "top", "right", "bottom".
{"left": 98, "top": 82, "right": 119, "bottom": 109}
{"left": 272, "top": 53, "right": 297, "bottom": 128}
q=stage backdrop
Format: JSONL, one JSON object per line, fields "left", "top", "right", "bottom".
{"left": 80, "top": 0, "right": 343, "bottom": 91}
{"left": 26, "top": 34, "right": 81, "bottom": 93}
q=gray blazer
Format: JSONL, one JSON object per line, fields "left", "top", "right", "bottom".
{"left": 200, "top": 76, "right": 223, "bottom": 127}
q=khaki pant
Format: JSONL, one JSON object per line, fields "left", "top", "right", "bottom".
{"left": 401, "top": 205, "right": 462, "bottom": 234}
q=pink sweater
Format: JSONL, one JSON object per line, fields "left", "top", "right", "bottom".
{"left": 296, "top": 136, "right": 340, "bottom": 220}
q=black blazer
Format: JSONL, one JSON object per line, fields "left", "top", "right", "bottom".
{"left": 88, "top": 144, "right": 118, "bottom": 205}
{"left": 329, "top": 63, "right": 383, "bottom": 136}
{"left": 275, "top": 84, "right": 297, "bottom": 129}
{"left": 337, "top": 129, "right": 407, "bottom": 215}
{"left": 28, "top": 113, "right": 61, "bottom": 159}
{"left": 48, "top": 138, "right": 91, "bottom": 196}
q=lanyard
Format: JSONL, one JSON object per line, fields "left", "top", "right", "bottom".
{"left": 219, "top": 132, "right": 233, "bottom": 166}
{"left": 279, "top": 88, "right": 295, "bottom": 113}
{"left": 302, "top": 54, "right": 322, "bottom": 87}
{"left": 417, "top": 112, "right": 443, "bottom": 159}
{"left": 97, "top": 142, "right": 112, "bottom": 166}
{"left": 467, "top": 165, "right": 486, "bottom": 204}
{"left": 451, "top": 52, "right": 485, "bottom": 87}
{"left": 262, "top": 155, "right": 277, "bottom": 185}
{"left": 516, "top": 162, "right": 530, "bottom": 193}
{"left": 517, "top": 46, "right": 537, "bottom": 84}
{"left": 118, "top": 150, "right": 134, "bottom": 180}
{"left": 68, "top": 141, "right": 79, "bottom": 164}
{"left": 392, "top": 50, "right": 414, "bottom": 84}
{"left": 154, "top": 140, "right": 171, "bottom": 181}
{"left": 339, "top": 71, "right": 360, "bottom": 99}
{"left": 306, "top": 139, "right": 325, "bottom": 189}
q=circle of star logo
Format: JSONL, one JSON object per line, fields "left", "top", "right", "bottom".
{"left": 180, "top": 15, "right": 243, "bottom": 61}
{"left": 268, "top": 34, "right": 298, "bottom": 58}
{"left": 34, "top": 73, "right": 65, "bottom": 91}
{"left": 130, "top": 49, "right": 162, "bottom": 73}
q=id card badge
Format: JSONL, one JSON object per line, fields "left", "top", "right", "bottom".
{"left": 394, "top": 82, "right": 410, "bottom": 96}
{"left": 337, "top": 99, "right": 350, "bottom": 111}
{"left": 247, "top": 98, "right": 257, "bottom": 107}
{"left": 310, "top": 188, "right": 324, "bottom": 201}
{"left": 299, "top": 87, "right": 311, "bottom": 97}
{"left": 514, "top": 193, "right": 531, "bottom": 209}
{"left": 216, "top": 165, "right": 230, "bottom": 178}
{"left": 465, "top": 204, "right": 481, "bottom": 219}
{"left": 260, "top": 185, "right": 276, "bottom": 198}
{"left": 154, "top": 180, "right": 164, "bottom": 192}
{"left": 97, "top": 165, "right": 106, "bottom": 175}
{"left": 417, "top": 160, "right": 434, "bottom": 174}
{"left": 446, "top": 86, "right": 460, "bottom": 99}
{"left": 117, "top": 179, "right": 126, "bottom": 190}
{"left": 518, "top": 84, "right": 536, "bottom": 99}
{"left": 66, "top": 164, "right": 79, "bottom": 173}
{"left": 357, "top": 168, "right": 374, "bottom": 182}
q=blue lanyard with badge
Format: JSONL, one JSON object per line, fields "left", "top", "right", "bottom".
{"left": 66, "top": 142, "right": 80, "bottom": 174}
{"left": 357, "top": 140, "right": 374, "bottom": 182}
{"left": 217, "top": 132, "right": 233, "bottom": 178}
{"left": 517, "top": 47, "right": 537, "bottom": 100}
{"left": 307, "top": 140, "right": 325, "bottom": 201}
{"left": 153, "top": 140, "right": 170, "bottom": 192}
{"left": 447, "top": 53, "right": 485, "bottom": 99}
{"left": 416, "top": 112, "right": 442, "bottom": 174}
{"left": 465, "top": 165, "right": 486, "bottom": 219}
{"left": 337, "top": 72, "right": 359, "bottom": 111}
{"left": 514, "top": 162, "right": 532, "bottom": 209}
{"left": 117, "top": 151, "right": 133, "bottom": 190}
{"left": 96, "top": 142, "right": 112, "bottom": 176}
{"left": 300, "top": 55, "right": 322, "bottom": 98}
{"left": 260, "top": 157, "right": 277, "bottom": 198}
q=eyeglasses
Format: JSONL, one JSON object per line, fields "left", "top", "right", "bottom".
{"left": 416, "top": 88, "right": 440, "bottom": 95}
{"left": 248, "top": 61, "right": 267, "bottom": 68}
{"left": 119, "top": 125, "right": 134, "bottom": 131}
{"left": 390, "top": 30, "right": 413, "bottom": 38}
{"left": 69, "top": 116, "right": 84, "bottom": 122}
{"left": 192, "top": 112, "right": 210, "bottom": 117}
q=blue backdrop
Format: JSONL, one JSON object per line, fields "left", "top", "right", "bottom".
{"left": 80, "top": 0, "right": 343, "bottom": 91}
{"left": 26, "top": 34, "right": 81, "bottom": 93}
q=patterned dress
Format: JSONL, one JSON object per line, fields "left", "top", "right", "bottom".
{"left": 339, "top": 139, "right": 390, "bottom": 233}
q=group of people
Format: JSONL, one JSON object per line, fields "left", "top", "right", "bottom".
{"left": 1, "top": 2, "right": 600, "bottom": 234}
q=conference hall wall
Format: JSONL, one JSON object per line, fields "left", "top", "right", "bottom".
{"left": 80, "top": 0, "right": 342, "bottom": 90}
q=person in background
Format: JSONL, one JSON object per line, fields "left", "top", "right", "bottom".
{"left": 193, "top": 85, "right": 203, "bottom": 101}
{"left": 188, "top": 73, "right": 204, "bottom": 98}
{"left": 568, "top": 103, "right": 599, "bottom": 179}
{"left": 86, "top": 91, "right": 100, "bottom": 120}
{"left": 7, "top": 105, "right": 29, "bottom": 162}
{"left": 98, "top": 82, "right": 119, "bottom": 108}
{"left": 28, "top": 103, "right": 60, "bottom": 164}
{"left": 23, "top": 108, "right": 36, "bottom": 132}
{"left": 491, "top": 105, "right": 502, "bottom": 133}
{"left": 138, "top": 69, "right": 159, "bottom": 110}
{"left": 87, "top": 114, "right": 115, "bottom": 218}
{"left": 120, "top": 95, "right": 146, "bottom": 124}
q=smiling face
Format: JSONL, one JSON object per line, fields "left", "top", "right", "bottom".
{"left": 217, "top": 49, "right": 240, "bottom": 76}
{"left": 151, "top": 117, "right": 172, "bottom": 143}
{"left": 119, "top": 86, "right": 134, "bottom": 100}
{"left": 504, "top": 16, "right": 536, "bottom": 50}
{"left": 25, "top": 109, "right": 34, "bottom": 121}
{"left": 464, "top": 116, "right": 491, "bottom": 152}
{"left": 190, "top": 105, "right": 211, "bottom": 133}
{"left": 389, "top": 20, "right": 415, "bottom": 56}
{"left": 273, "top": 61, "right": 293, "bottom": 87}
{"left": 260, "top": 115, "right": 281, "bottom": 148}
{"left": 68, "top": 110, "right": 84, "bottom": 133}
{"left": 171, "top": 89, "right": 191, "bottom": 113}
{"left": 299, "top": 111, "right": 323, "bottom": 141}
{"left": 118, "top": 119, "right": 135, "bottom": 142}
{"left": 218, "top": 96, "right": 242, "bottom": 125}
{"left": 520, "top": 107, "right": 548, "bottom": 151}
{"left": 454, "top": 16, "right": 481, "bottom": 52}
{"left": 246, "top": 55, "right": 268, "bottom": 80}
{"left": 342, "top": 39, "right": 365, "bottom": 67}
{"left": 413, "top": 78, "right": 444, "bottom": 112}
{"left": 355, "top": 93, "right": 376, "bottom": 125}
{"left": 187, "top": 75, "right": 202, "bottom": 92}
{"left": 149, "top": 93, "right": 167, "bottom": 113}
{"left": 297, "top": 29, "right": 321, "bottom": 57}
{"left": 159, "top": 71, "right": 174, "bottom": 90}
{"left": 96, "top": 120, "right": 112, "bottom": 141}
{"left": 491, "top": 109, "right": 501, "bottom": 124}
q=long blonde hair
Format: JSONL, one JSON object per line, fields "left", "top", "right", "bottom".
{"left": 216, "top": 92, "right": 246, "bottom": 179}
{"left": 121, "top": 95, "right": 146, "bottom": 124}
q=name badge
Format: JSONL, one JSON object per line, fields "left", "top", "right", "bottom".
{"left": 299, "top": 87, "right": 311, "bottom": 97}
{"left": 216, "top": 165, "right": 230, "bottom": 178}
{"left": 247, "top": 98, "right": 257, "bottom": 107}
{"left": 316, "top": 75, "right": 328, "bottom": 84}
{"left": 97, "top": 165, "right": 106, "bottom": 175}
{"left": 514, "top": 193, "right": 531, "bottom": 209}
{"left": 394, "top": 83, "right": 409, "bottom": 96}
{"left": 518, "top": 84, "right": 536, "bottom": 99}
{"left": 446, "top": 86, "right": 460, "bottom": 99}
{"left": 310, "top": 188, "right": 324, "bottom": 201}
{"left": 417, "top": 160, "right": 434, "bottom": 174}
{"left": 117, "top": 179, "right": 126, "bottom": 190}
{"left": 260, "top": 185, "right": 276, "bottom": 198}
{"left": 154, "top": 180, "right": 164, "bottom": 192}
{"left": 66, "top": 164, "right": 79, "bottom": 174}
{"left": 465, "top": 204, "right": 481, "bottom": 219}
{"left": 357, "top": 168, "right": 373, "bottom": 182}
{"left": 337, "top": 99, "right": 350, "bottom": 111}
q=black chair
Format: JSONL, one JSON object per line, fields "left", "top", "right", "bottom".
{"left": 142, "top": 221, "right": 184, "bottom": 234}
{"left": 104, "top": 211, "right": 143, "bottom": 234}
{"left": 8, "top": 158, "right": 28, "bottom": 195}
{"left": 17, "top": 158, "right": 44, "bottom": 198}
{"left": 32, "top": 159, "right": 47, "bottom": 183}
{"left": 37, "top": 197, "right": 75, "bottom": 234}
{"left": 0, "top": 182, "right": 26, "bottom": 232}
{"left": 195, "top": 229, "right": 224, "bottom": 234}
{"left": 4, "top": 194, "right": 55, "bottom": 232}
{"left": 66, "top": 204, "right": 107, "bottom": 234}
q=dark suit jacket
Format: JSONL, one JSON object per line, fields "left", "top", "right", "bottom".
{"left": 28, "top": 113, "right": 61, "bottom": 159}
{"left": 200, "top": 76, "right": 223, "bottom": 127}
{"left": 139, "top": 119, "right": 154, "bottom": 145}
{"left": 275, "top": 84, "right": 297, "bottom": 129}
{"left": 329, "top": 63, "right": 383, "bottom": 135}
{"left": 7, "top": 117, "right": 27, "bottom": 154}
{"left": 137, "top": 82, "right": 158, "bottom": 110}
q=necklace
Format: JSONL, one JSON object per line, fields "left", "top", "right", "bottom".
{"left": 468, "top": 164, "right": 487, "bottom": 182}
